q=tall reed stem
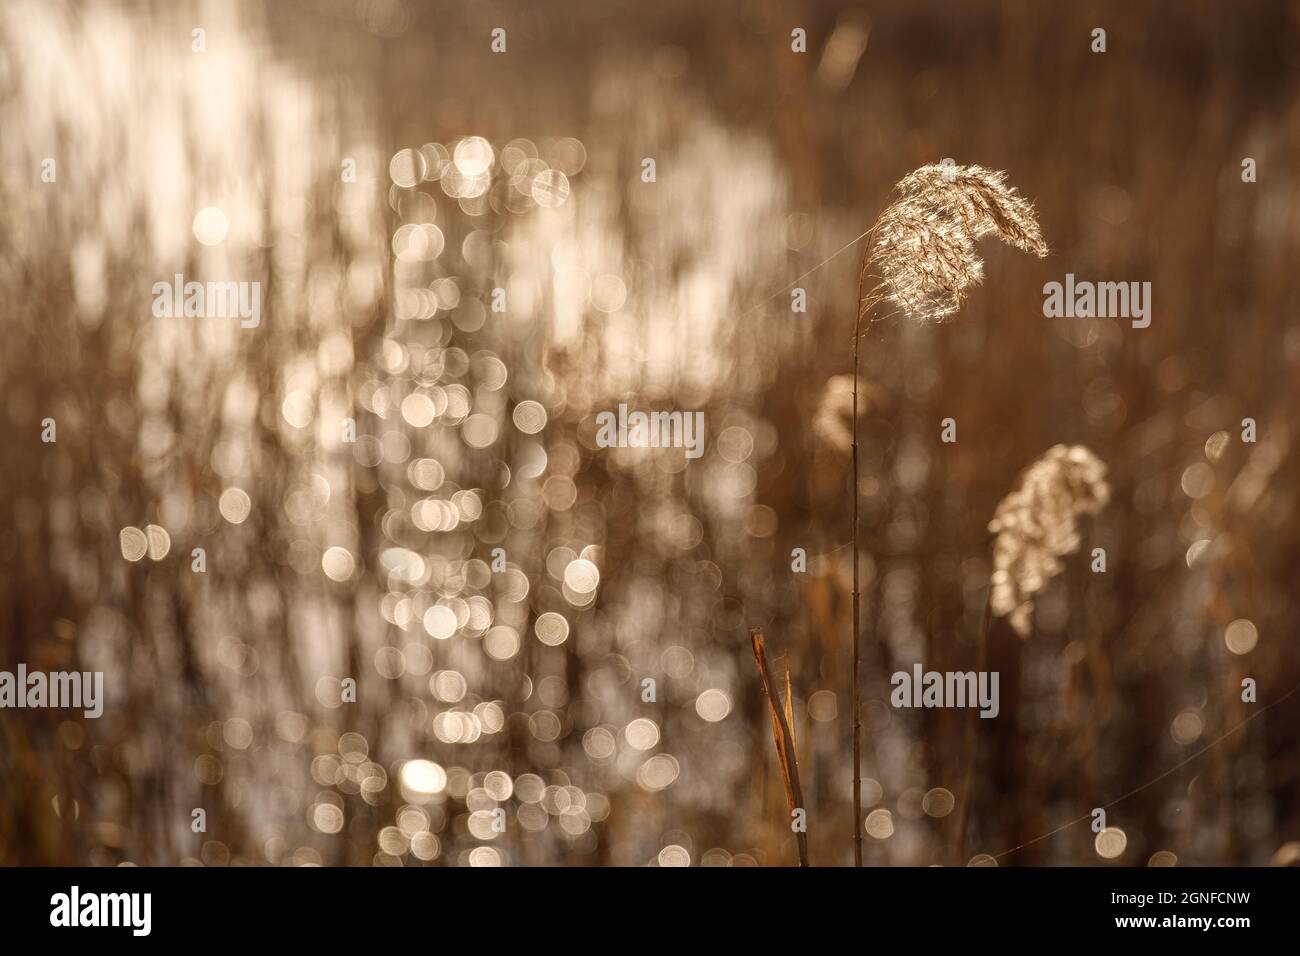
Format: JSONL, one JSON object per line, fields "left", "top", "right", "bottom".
{"left": 956, "top": 591, "right": 993, "bottom": 864}
{"left": 850, "top": 268, "right": 873, "bottom": 868}
{"left": 845, "top": 163, "right": 1045, "bottom": 866}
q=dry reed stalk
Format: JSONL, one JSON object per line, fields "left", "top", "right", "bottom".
{"left": 851, "top": 163, "right": 1048, "bottom": 866}
{"left": 955, "top": 592, "right": 992, "bottom": 865}
{"left": 851, "top": 272, "right": 866, "bottom": 867}
{"left": 750, "top": 626, "right": 809, "bottom": 867}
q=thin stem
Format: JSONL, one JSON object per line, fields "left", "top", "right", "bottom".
{"left": 851, "top": 313, "right": 862, "bottom": 868}
{"left": 956, "top": 591, "right": 993, "bottom": 865}
{"left": 850, "top": 276, "right": 874, "bottom": 868}
{"left": 850, "top": 235, "right": 886, "bottom": 868}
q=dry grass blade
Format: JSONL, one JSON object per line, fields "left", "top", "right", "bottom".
{"left": 783, "top": 668, "right": 796, "bottom": 750}
{"left": 750, "top": 626, "right": 809, "bottom": 867}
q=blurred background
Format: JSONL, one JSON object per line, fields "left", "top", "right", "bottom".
{"left": 2, "top": 0, "right": 1299, "bottom": 867}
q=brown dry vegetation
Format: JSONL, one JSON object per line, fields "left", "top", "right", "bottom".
{"left": 1, "top": 0, "right": 1298, "bottom": 867}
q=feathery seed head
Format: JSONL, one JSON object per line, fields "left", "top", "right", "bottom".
{"left": 987, "top": 444, "right": 1109, "bottom": 636}
{"left": 863, "top": 163, "right": 1048, "bottom": 323}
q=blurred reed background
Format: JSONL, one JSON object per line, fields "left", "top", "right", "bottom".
{"left": 1, "top": 0, "right": 1298, "bottom": 866}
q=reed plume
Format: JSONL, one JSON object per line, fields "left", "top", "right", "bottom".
{"left": 861, "top": 163, "right": 1049, "bottom": 322}
{"left": 850, "top": 163, "right": 1047, "bottom": 865}
{"left": 987, "top": 443, "right": 1111, "bottom": 636}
